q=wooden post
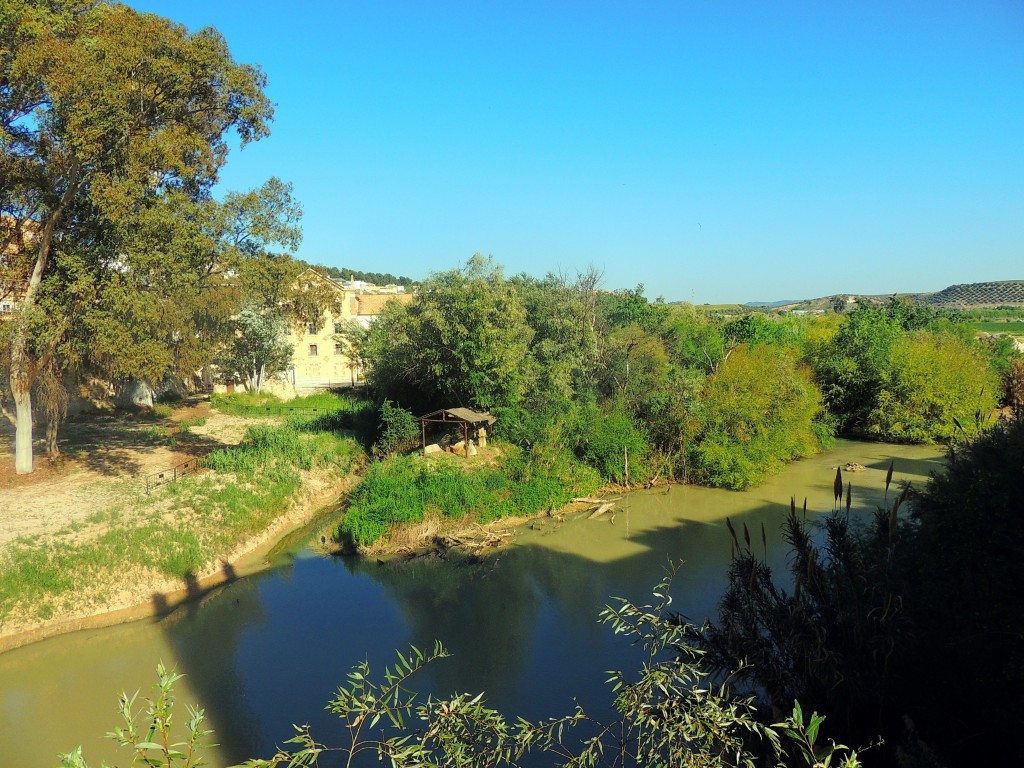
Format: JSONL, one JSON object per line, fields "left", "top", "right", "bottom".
{"left": 421, "top": 419, "right": 427, "bottom": 451}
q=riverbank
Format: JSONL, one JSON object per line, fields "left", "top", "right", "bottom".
{"left": 0, "top": 400, "right": 365, "bottom": 652}
{"left": 0, "top": 474, "right": 353, "bottom": 653}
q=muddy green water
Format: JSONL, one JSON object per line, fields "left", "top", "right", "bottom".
{"left": 0, "top": 440, "right": 943, "bottom": 768}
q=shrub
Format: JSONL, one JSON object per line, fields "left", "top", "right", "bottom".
{"left": 372, "top": 400, "right": 420, "bottom": 457}
{"left": 577, "top": 403, "right": 650, "bottom": 485}
{"left": 689, "top": 344, "right": 825, "bottom": 489}
{"left": 865, "top": 331, "right": 999, "bottom": 442}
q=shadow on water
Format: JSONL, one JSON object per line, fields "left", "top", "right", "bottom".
{"left": 0, "top": 440, "right": 944, "bottom": 768}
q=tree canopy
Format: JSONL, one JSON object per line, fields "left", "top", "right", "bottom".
{"left": 1, "top": 1, "right": 276, "bottom": 472}
{"left": 364, "top": 254, "right": 534, "bottom": 411}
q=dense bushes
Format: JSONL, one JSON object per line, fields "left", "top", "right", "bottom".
{"left": 687, "top": 345, "right": 826, "bottom": 489}
{"left": 807, "top": 300, "right": 1008, "bottom": 441}
{"left": 865, "top": 332, "right": 998, "bottom": 441}
{"left": 577, "top": 402, "right": 650, "bottom": 485}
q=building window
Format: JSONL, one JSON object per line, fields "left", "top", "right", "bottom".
{"left": 333, "top": 322, "right": 343, "bottom": 333}
{"left": 334, "top": 343, "right": 344, "bottom": 355}
{"left": 309, "top": 344, "right": 318, "bottom": 356}
{"left": 307, "top": 321, "right": 318, "bottom": 335}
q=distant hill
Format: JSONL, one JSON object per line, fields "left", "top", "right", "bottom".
{"left": 304, "top": 262, "right": 417, "bottom": 288}
{"left": 743, "top": 299, "right": 801, "bottom": 308}
{"left": 919, "top": 280, "right": 1024, "bottom": 307}
{"left": 735, "top": 281, "right": 1024, "bottom": 312}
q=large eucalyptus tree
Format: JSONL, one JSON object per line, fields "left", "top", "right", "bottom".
{"left": 1, "top": 1, "right": 273, "bottom": 472}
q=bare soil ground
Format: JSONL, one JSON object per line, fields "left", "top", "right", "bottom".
{"left": 0, "top": 400, "right": 261, "bottom": 547}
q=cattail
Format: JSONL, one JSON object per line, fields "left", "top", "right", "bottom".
{"left": 885, "top": 460, "right": 894, "bottom": 495}
{"left": 845, "top": 481, "right": 852, "bottom": 514}
{"left": 726, "top": 517, "right": 740, "bottom": 550}
{"left": 761, "top": 521, "right": 767, "bottom": 561}
{"left": 834, "top": 466, "right": 843, "bottom": 503}
{"left": 743, "top": 522, "right": 751, "bottom": 550}
{"left": 889, "top": 484, "right": 911, "bottom": 539}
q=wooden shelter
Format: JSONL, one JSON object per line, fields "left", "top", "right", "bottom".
{"left": 418, "top": 407, "right": 496, "bottom": 454}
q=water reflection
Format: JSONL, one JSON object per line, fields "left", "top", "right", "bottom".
{"left": 0, "top": 440, "right": 943, "bottom": 767}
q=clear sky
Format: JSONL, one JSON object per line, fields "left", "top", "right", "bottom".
{"left": 126, "top": 1, "right": 1023, "bottom": 304}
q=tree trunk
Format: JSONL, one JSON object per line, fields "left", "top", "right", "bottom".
{"left": 13, "top": 384, "right": 33, "bottom": 474}
{"left": 6, "top": 165, "right": 79, "bottom": 474}
{"left": 46, "top": 416, "right": 60, "bottom": 459}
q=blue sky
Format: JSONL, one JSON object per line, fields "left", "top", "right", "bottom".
{"left": 127, "top": 1, "right": 1023, "bottom": 304}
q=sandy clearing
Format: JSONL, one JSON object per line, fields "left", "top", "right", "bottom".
{"left": 0, "top": 402, "right": 270, "bottom": 547}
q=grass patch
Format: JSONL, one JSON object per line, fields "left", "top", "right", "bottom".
{"left": 211, "top": 390, "right": 368, "bottom": 417}
{"left": 335, "top": 445, "right": 601, "bottom": 549}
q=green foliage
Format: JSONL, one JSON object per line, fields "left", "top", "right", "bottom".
{"left": 807, "top": 304, "right": 903, "bottom": 430}
{"left": 724, "top": 314, "right": 797, "bottom": 347}
{"left": 865, "top": 331, "right": 999, "bottom": 442}
{"left": 903, "top": 414, "right": 1024, "bottom": 764}
{"left": 599, "top": 284, "right": 660, "bottom": 331}
{"left": 217, "top": 303, "right": 294, "bottom": 393}
{"left": 806, "top": 300, "right": 994, "bottom": 438}
{"left": 364, "top": 254, "right": 534, "bottom": 410}
{"left": 1, "top": 0, "right": 278, "bottom": 472}
{"left": 661, "top": 304, "right": 732, "bottom": 374}
{"left": 703, "top": 418, "right": 1024, "bottom": 764}
{"left": 372, "top": 400, "right": 420, "bottom": 457}
{"left": 706, "top": 504, "right": 904, "bottom": 757}
{"left": 512, "top": 269, "right": 601, "bottom": 409}
{"left": 578, "top": 402, "right": 651, "bottom": 485}
{"left": 1006, "top": 358, "right": 1024, "bottom": 407}
{"left": 689, "top": 345, "right": 825, "bottom": 489}
{"left": 315, "top": 263, "right": 415, "bottom": 288}
{"left": 59, "top": 663, "right": 212, "bottom": 768}
{"left": 599, "top": 324, "right": 671, "bottom": 407}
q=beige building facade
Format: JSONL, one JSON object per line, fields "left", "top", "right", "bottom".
{"left": 264, "top": 268, "right": 413, "bottom": 397}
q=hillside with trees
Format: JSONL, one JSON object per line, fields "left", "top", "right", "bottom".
{"left": 312, "top": 263, "right": 416, "bottom": 288}
{"left": 922, "top": 279, "right": 1024, "bottom": 307}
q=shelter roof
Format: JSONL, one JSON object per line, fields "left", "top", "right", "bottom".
{"left": 418, "top": 408, "right": 496, "bottom": 426}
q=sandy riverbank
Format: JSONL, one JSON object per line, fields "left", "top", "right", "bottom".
{"left": 0, "top": 476, "right": 352, "bottom": 654}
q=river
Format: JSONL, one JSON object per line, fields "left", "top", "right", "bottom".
{"left": 0, "top": 440, "right": 943, "bottom": 767}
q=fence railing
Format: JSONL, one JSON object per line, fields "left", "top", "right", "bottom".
{"left": 144, "top": 455, "right": 206, "bottom": 495}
